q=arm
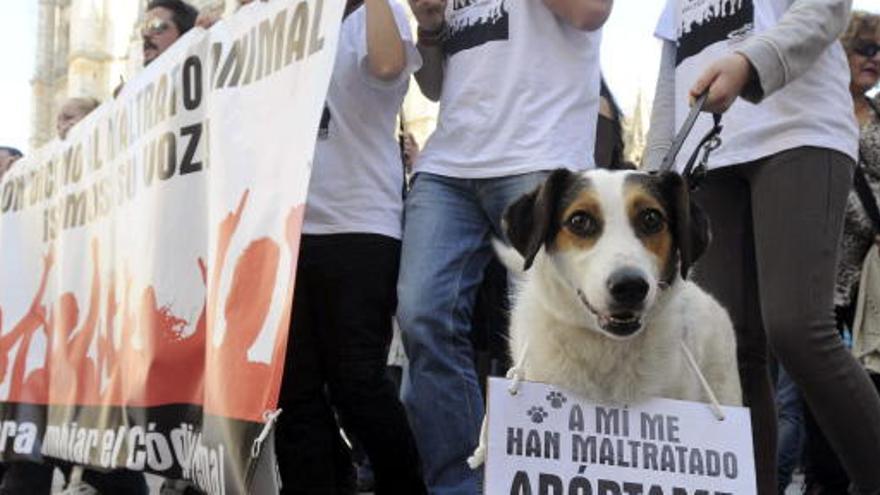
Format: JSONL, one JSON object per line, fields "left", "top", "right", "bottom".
{"left": 414, "top": 41, "right": 444, "bottom": 101}
{"left": 692, "top": 0, "right": 852, "bottom": 113}
{"left": 365, "top": 0, "right": 407, "bottom": 81}
{"left": 736, "top": 0, "right": 853, "bottom": 102}
{"left": 408, "top": 0, "right": 446, "bottom": 101}
{"left": 542, "top": 0, "right": 613, "bottom": 31}
{"left": 642, "top": 40, "right": 677, "bottom": 170}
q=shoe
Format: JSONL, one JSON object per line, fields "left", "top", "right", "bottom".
{"left": 59, "top": 482, "right": 99, "bottom": 495}
{"left": 160, "top": 479, "right": 202, "bottom": 495}
{"left": 356, "top": 462, "right": 375, "bottom": 493}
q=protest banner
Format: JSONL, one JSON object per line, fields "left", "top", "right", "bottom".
{"left": 485, "top": 377, "right": 756, "bottom": 494}
{"left": 0, "top": 0, "right": 342, "bottom": 492}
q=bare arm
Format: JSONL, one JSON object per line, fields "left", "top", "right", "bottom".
{"left": 542, "top": 0, "right": 613, "bottom": 31}
{"left": 365, "top": 0, "right": 407, "bottom": 81}
{"left": 414, "top": 41, "right": 444, "bottom": 101}
{"left": 408, "top": 0, "right": 446, "bottom": 101}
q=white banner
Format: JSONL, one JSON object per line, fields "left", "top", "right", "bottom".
{"left": 485, "top": 377, "right": 756, "bottom": 495}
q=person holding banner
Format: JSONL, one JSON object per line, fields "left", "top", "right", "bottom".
{"left": 643, "top": 1, "right": 880, "bottom": 494}
{"left": 56, "top": 97, "right": 100, "bottom": 141}
{"left": 398, "top": 0, "right": 611, "bottom": 493}
{"left": 274, "top": 0, "right": 426, "bottom": 494}
{"left": 142, "top": 0, "right": 198, "bottom": 66}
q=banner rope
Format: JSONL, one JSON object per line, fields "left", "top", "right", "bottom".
{"left": 251, "top": 408, "right": 283, "bottom": 459}
{"left": 680, "top": 341, "right": 726, "bottom": 421}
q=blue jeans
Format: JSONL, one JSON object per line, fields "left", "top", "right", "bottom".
{"left": 776, "top": 364, "right": 804, "bottom": 494}
{"left": 397, "top": 171, "right": 550, "bottom": 495}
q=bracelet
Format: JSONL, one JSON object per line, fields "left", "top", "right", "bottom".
{"left": 418, "top": 22, "right": 448, "bottom": 47}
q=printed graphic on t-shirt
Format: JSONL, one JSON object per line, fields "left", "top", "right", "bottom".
{"left": 318, "top": 105, "right": 331, "bottom": 140}
{"left": 676, "top": 0, "right": 754, "bottom": 65}
{"left": 445, "top": 0, "right": 509, "bottom": 56}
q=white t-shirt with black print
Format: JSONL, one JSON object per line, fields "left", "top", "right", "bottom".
{"left": 655, "top": 0, "right": 858, "bottom": 171}
{"left": 415, "top": 0, "right": 602, "bottom": 179}
{"left": 303, "top": 0, "right": 421, "bottom": 240}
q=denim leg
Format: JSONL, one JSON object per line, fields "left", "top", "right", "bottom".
{"left": 476, "top": 171, "right": 550, "bottom": 237}
{"left": 776, "top": 364, "right": 804, "bottom": 494}
{"left": 398, "top": 171, "right": 550, "bottom": 495}
{"left": 398, "top": 174, "right": 494, "bottom": 495}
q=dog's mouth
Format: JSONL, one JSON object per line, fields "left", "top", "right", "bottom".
{"left": 576, "top": 289, "right": 643, "bottom": 338}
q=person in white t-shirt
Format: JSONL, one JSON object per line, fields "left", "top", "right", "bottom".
{"left": 644, "top": 1, "right": 880, "bottom": 494}
{"left": 273, "top": 1, "right": 427, "bottom": 494}
{"left": 398, "top": 0, "right": 611, "bottom": 492}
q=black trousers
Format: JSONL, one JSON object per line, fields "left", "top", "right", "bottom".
{"left": 693, "top": 147, "right": 880, "bottom": 495}
{"left": 275, "top": 234, "right": 426, "bottom": 495}
{"left": 0, "top": 461, "right": 147, "bottom": 494}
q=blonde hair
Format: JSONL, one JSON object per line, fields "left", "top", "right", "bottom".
{"left": 842, "top": 11, "right": 880, "bottom": 52}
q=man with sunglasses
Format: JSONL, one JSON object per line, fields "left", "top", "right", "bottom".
{"left": 142, "top": 0, "right": 199, "bottom": 66}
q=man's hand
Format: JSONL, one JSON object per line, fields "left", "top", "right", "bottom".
{"left": 408, "top": 0, "right": 446, "bottom": 31}
{"left": 689, "top": 52, "right": 754, "bottom": 114}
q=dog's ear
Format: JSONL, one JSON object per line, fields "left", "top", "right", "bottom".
{"left": 660, "top": 172, "right": 710, "bottom": 279}
{"left": 503, "top": 168, "right": 573, "bottom": 271}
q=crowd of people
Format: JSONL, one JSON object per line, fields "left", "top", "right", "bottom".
{"left": 1, "top": 0, "right": 880, "bottom": 494}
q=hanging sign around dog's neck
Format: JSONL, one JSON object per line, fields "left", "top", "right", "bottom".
{"left": 484, "top": 377, "right": 756, "bottom": 495}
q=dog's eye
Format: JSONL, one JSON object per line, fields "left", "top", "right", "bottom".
{"left": 637, "top": 209, "right": 665, "bottom": 235}
{"left": 566, "top": 211, "right": 600, "bottom": 237}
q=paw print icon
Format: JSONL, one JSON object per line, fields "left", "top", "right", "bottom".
{"left": 546, "top": 391, "right": 568, "bottom": 409}
{"left": 526, "top": 406, "right": 549, "bottom": 424}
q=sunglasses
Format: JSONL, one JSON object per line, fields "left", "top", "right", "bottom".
{"left": 853, "top": 41, "right": 880, "bottom": 58}
{"left": 141, "top": 18, "right": 173, "bottom": 37}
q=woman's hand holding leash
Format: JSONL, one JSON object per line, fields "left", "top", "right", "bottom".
{"left": 689, "top": 53, "right": 755, "bottom": 114}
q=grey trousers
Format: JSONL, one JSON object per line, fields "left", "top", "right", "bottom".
{"left": 693, "top": 147, "right": 880, "bottom": 495}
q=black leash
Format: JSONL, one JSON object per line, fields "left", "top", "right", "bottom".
{"left": 657, "top": 92, "right": 724, "bottom": 190}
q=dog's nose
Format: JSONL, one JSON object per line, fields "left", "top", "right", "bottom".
{"left": 607, "top": 269, "right": 649, "bottom": 307}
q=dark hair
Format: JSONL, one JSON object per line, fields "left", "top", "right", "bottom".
{"left": 0, "top": 146, "right": 23, "bottom": 158}
{"left": 146, "top": 0, "right": 199, "bottom": 34}
{"left": 596, "top": 77, "right": 629, "bottom": 170}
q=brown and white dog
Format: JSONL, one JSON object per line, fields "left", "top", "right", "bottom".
{"left": 499, "top": 168, "right": 741, "bottom": 406}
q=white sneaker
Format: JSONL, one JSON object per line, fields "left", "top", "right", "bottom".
{"left": 59, "top": 482, "right": 99, "bottom": 495}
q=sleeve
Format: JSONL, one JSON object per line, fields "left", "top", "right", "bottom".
{"left": 357, "top": 0, "right": 424, "bottom": 90}
{"left": 735, "top": 0, "right": 853, "bottom": 103}
{"left": 642, "top": 40, "right": 677, "bottom": 171}
{"left": 654, "top": 0, "right": 678, "bottom": 42}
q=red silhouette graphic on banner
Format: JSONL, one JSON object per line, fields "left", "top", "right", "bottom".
{"left": 204, "top": 190, "right": 305, "bottom": 421}
{"left": 4, "top": 251, "right": 52, "bottom": 403}
{"left": 0, "top": 188, "right": 304, "bottom": 421}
